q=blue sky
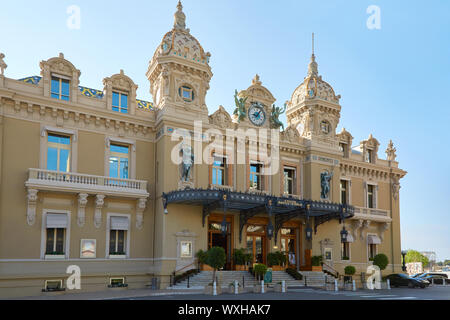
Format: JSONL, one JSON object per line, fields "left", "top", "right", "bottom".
{"left": 1, "top": 1, "right": 449, "bottom": 260}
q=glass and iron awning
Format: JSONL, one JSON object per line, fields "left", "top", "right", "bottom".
{"left": 162, "top": 188, "right": 354, "bottom": 243}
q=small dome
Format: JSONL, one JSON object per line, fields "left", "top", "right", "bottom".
{"left": 151, "top": 2, "right": 211, "bottom": 66}
{"left": 290, "top": 54, "right": 340, "bottom": 106}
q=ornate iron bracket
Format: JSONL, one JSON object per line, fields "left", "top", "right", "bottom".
{"left": 238, "top": 204, "right": 266, "bottom": 243}
{"left": 202, "top": 200, "right": 221, "bottom": 227}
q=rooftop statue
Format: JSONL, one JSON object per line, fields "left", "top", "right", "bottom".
{"left": 271, "top": 102, "right": 287, "bottom": 130}
{"left": 233, "top": 90, "right": 248, "bottom": 123}
{"left": 0, "top": 53, "right": 7, "bottom": 76}
{"left": 320, "top": 169, "right": 334, "bottom": 199}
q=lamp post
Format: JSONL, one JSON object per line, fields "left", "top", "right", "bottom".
{"left": 340, "top": 226, "right": 348, "bottom": 243}
{"left": 305, "top": 203, "right": 312, "bottom": 241}
{"left": 266, "top": 199, "right": 274, "bottom": 240}
{"left": 401, "top": 250, "right": 407, "bottom": 272}
{"left": 221, "top": 194, "right": 228, "bottom": 237}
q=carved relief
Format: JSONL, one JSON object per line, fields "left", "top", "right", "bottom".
{"left": 77, "top": 193, "right": 88, "bottom": 227}
{"left": 26, "top": 189, "right": 38, "bottom": 226}
{"left": 280, "top": 125, "right": 301, "bottom": 144}
{"left": 136, "top": 198, "right": 147, "bottom": 230}
{"left": 209, "top": 105, "right": 232, "bottom": 129}
{"left": 94, "top": 195, "right": 105, "bottom": 229}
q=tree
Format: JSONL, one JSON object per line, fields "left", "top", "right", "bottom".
{"left": 373, "top": 253, "right": 389, "bottom": 270}
{"left": 405, "top": 250, "right": 429, "bottom": 269}
{"left": 206, "top": 247, "right": 226, "bottom": 285}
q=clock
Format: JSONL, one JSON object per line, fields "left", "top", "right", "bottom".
{"left": 248, "top": 103, "right": 266, "bottom": 126}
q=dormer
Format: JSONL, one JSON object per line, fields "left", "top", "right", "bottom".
{"left": 360, "top": 134, "right": 380, "bottom": 164}
{"left": 336, "top": 128, "right": 353, "bottom": 158}
{"left": 39, "top": 53, "right": 81, "bottom": 103}
{"left": 103, "top": 70, "right": 138, "bottom": 115}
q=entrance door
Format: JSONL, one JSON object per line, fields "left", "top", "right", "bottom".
{"left": 280, "top": 227, "right": 297, "bottom": 267}
{"left": 208, "top": 215, "right": 233, "bottom": 270}
{"left": 246, "top": 224, "right": 267, "bottom": 265}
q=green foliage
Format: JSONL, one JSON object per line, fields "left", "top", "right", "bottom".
{"left": 233, "top": 249, "right": 246, "bottom": 265}
{"left": 286, "top": 267, "right": 303, "bottom": 280}
{"left": 344, "top": 266, "right": 356, "bottom": 275}
{"left": 244, "top": 253, "right": 253, "bottom": 265}
{"left": 342, "top": 256, "right": 350, "bottom": 260}
{"left": 276, "top": 251, "right": 287, "bottom": 265}
{"left": 206, "top": 247, "right": 226, "bottom": 271}
{"left": 373, "top": 253, "right": 389, "bottom": 270}
{"left": 174, "top": 269, "right": 199, "bottom": 285}
{"left": 405, "top": 250, "right": 429, "bottom": 268}
{"left": 311, "top": 255, "right": 323, "bottom": 266}
{"left": 267, "top": 251, "right": 288, "bottom": 266}
{"left": 195, "top": 249, "right": 208, "bottom": 265}
{"left": 253, "top": 264, "right": 268, "bottom": 280}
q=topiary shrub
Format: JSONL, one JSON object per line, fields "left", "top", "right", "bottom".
{"left": 253, "top": 264, "right": 268, "bottom": 281}
{"left": 233, "top": 249, "right": 246, "bottom": 265}
{"left": 373, "top": 253, "right": 389, "bottom": 271}
{"left": 344, "top": 265, "right": 356, "bottom": 275}
{"left": 206, "top": 247, "right": 226, "bottom": 284}
{"left": 267, "top": 253, "right": 278, "bottom": 267}
{"left": 276, "top": 251, "right": 287, "bottom": 266}
{"left": 311, "top": 255, "right": 323, "bottom": 266}
{"left": 196, "top": 249, "right": 208, "bottom": 265}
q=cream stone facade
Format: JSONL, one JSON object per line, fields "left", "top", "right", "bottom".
{"left": 0, "top": 2, "right": 406, "bottom": 298}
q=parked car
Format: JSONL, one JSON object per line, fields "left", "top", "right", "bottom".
{"left": 413, "top": 272, "right": 448, "bottom": 284}
{"left": 385, "top": 273, "right": 429, "bottom": 288}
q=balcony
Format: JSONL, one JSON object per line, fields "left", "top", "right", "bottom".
{"left": 352, "top": 206, "right": 391, "bottom": 222}
{"left": 25, "top": 168, "right": 149, "bottom": 198}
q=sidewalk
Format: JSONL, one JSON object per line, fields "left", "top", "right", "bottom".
{"left": 10, "top": 288, "right": 205, "bottom": 300}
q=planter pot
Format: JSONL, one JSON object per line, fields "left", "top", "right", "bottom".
{"left": 234, "top": 265, "right": 248, "bottom": 271}
{"left": 312, "top": 266, "right": 323, "bottom": 272}
{"left": 201, "top": 264, "right": 215, "bottom": 271}
{"left": 270, "top": 265, "right": 286, "bottom": 271}
{"left": 227, "top": 286, "right": 244, "bottom": 294}
{"left": 274, "top": 283, "right": 288, "bottom": 293}
{"left": 204, "top": 285, "right": 222, "bottom": 295}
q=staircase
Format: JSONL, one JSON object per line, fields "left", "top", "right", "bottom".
{"left": 300, "top": 271, "right": 336, "bottom": 287}
{"left": 168, "top": 270, "right": 304, "bottom": 289}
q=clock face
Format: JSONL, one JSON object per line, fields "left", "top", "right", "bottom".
{"left": 248, "top": 104, "right": 266, "bottom": 126}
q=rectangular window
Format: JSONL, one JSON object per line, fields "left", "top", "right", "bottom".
{"left": 47, "top": 133, "right": 71, "bottom": 172}
{"left": 46, "top": 228, "right": 65, "bottom": 255}
{"left": 109, "top": 230, "right": 126, "bottom": 255}
{"left": 249, "top": 163, "right": 263, "bottom": 191}
{"left": 109, "top": 144, "right": 129, "bottom": 179}
{"left": 368, "top": 244, "right": 377, "bottom": 259}
{"left": 51, "top": 77, "right": 70, "bottom": 101}
{"left": 342, "top": 242, "right": 350, "bottom": 260}
{"left": 112, "top": 91, "right": 128, "bottom": 114}
{"left": 367, "top": 185, "right": 374, "bottom": 208}
{"left": 212, "top": 155, "right": 227, "bottom": 186}
{"left": 283, "top": 167, "right": 295, "bottom": 195}
{"left": 340, "top": 180, "right": 347, "bottom": 205}
{"left": 366, "top": 149, "right": 373, "bottom": 163}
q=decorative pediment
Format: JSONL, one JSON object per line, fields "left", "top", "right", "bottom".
{"left": 238, "top": 75, "right": 276, "bottom": 107}
{"left": 103, "top": 69, "right": 138, "bottom": 93}
{"left": 40, "top": 53, "right": 80, "bottom": 82}
{"left": 280, "top": 125, "right": 301, "bottom": 144}
{"left": 337, "top": 128, "right": 353, "bottom": 144}
{"left": 209, "top": 105, "right": 232, "bottom": 129}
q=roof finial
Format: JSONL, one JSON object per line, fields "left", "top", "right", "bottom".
{"left": 307, "top": 33, "right": 318, "bottom": 76}
{"left": 174, "top": 1, "right": 186, "bottom": 30}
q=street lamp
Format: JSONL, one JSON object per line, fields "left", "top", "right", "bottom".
{"left": 267, "top": 222, "right": 274, "bottom": 240}
{"left": 340, "top": 226, "right": 348, "bottom": 243}
{"left": 305, "top": 225, "right": 313, "bottom": 241}
{"left": 221, "top": 194, "right": 228, "bottom": 236}
{"left": 401, "top": 250, "right": 407, "bottom": 272}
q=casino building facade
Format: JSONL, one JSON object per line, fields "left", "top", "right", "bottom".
{"left": 0, "top": 2, "right": 406, "bottom": 297}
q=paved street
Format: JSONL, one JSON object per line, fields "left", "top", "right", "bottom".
{"left": 122, "top": 286, "right": 450, "bottom": 301}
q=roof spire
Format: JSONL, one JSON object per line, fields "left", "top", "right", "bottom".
{"left": 307, "top": 32, "right": 318, "bottom": 77}
{"left": 174, "top": 1, "right": 187, "bottom": 30}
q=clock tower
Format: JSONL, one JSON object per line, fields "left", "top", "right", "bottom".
{"left": 234, "top": 74, "right": 276, "bottom": 129}
{"left": 146, "top": 1, "right": 213, "bottom": 124}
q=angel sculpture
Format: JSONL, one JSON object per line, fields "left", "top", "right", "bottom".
{"left": 270, "top": 102, "right": 287, "bottom": 130}
{"left": 233, "top": 90, "right": 248, "bottom": 123}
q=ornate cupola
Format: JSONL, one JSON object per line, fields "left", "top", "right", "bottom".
{"left": 146, "top": 1, "right": 212, "bottom": 123}
{"left": 286, "top": 35, "right": 342, "bottom": 150}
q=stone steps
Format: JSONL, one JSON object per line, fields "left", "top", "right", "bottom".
{"left": 169, "top": 271, "right": 304, "bottom": 289}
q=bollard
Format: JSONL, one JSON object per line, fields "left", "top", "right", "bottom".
{"left": 283, "top": 280, "right": 286, "bottom": 293}
{"left": 234, "top": 280, "right": 238, "bottom": 295}
{"left": 213, "top": 281, "right": 217, "bottom": 296}
{"left": 305, "top": 276, "right": 307, "bottom": 287}
{"left": 352, "top": 280, "right": 356, "bottom": 291}
{"left": 261, "top": 280, "right": 265, "bottom": 294}
{"left": 443, "top": 278, "right": 446, "bottom": 287}
{"left": 334, "top": 279, "right": 338, "bottom": 292}
{"left": 386, "top": 279, "right": 390, "bottom": 290}
{"left": 243, "top": 276, "right": 245, "bottom": 288}
{"left": 187, "top": 275, "right": 190, "bottom": 288}
{"left": 431, "top": 278, "right": 434, "bottom": 286}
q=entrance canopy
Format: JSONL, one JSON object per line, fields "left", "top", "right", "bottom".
{"left": 162, "top": 189, "right": 354, "bottom": 243}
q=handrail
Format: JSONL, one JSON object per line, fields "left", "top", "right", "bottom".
{"left": 174, "top": 259, "right": 198, "bottom": 275}
{"left": 322, "top": 262, "right": 339, "bottom": 279}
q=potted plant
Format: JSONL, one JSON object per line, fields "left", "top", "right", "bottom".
{"left": 233, "top": 249, "right": 247, "bottom": 271}
{"left": 252, "top": 264, "right": 268, "bottom": 293}
{"left": 344, "top": 265, "right": 356, "bottom": 282}
{"left": 228, "top": 281, "right": 243, "bottom": 294}
{"left": 267, "top": 252, "right": 287, "bottom": 271}
{"left": 373, "top": 253, "right": 389, "bottom": 272}
{"left": 311, "top": 255, "right": 323, "bottom": 271}
{"left": 203, "top": 247, "right": 226, "bottom": 295}
{"left": 196, "top": 249, "right": 213, "bottom": 271}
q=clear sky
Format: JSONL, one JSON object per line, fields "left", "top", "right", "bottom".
{"left": 1, "top": 1, "right": 449, "bottom": 260}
